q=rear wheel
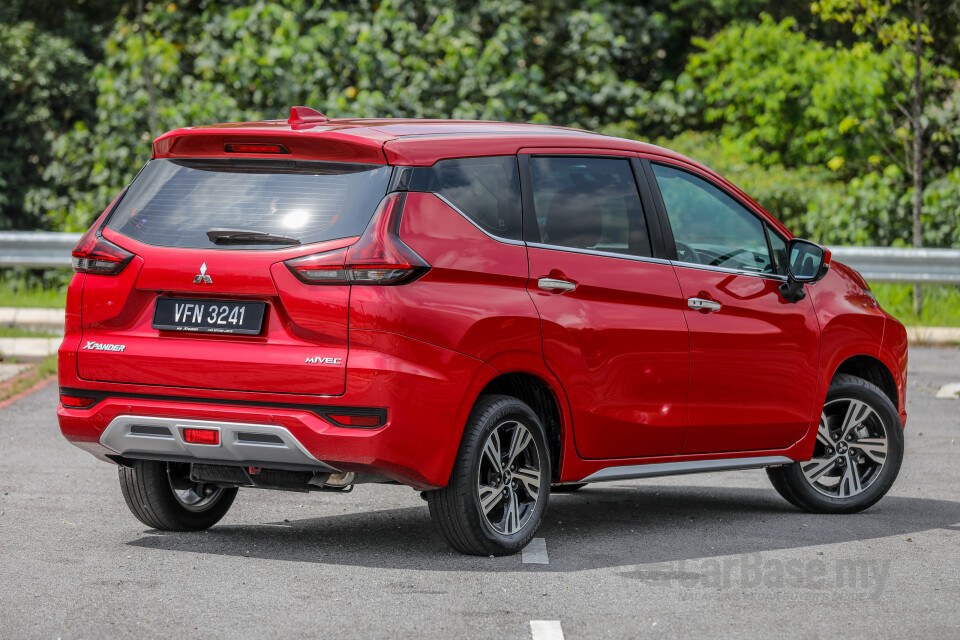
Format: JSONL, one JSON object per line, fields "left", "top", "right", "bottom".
{"left": 427, "top": 395, "right": 550, "bottom": 555}
{"left": 118, "top": 460, "right": 237, "bottom": 530}
{"left": 767, "top": 374, "right": 903, "bottom": 514}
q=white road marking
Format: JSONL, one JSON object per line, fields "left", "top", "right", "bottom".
{"left": 522, "top": 537, "right": 549, "bottom": 564}
{"left": 935, "top": 382, "right": 960, "bottom": 399}
{"left": 530, "top": 620, "right": 564, "bottom": 640}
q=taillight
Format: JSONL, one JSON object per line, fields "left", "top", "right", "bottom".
{"left": 285, "top": 193, "right": 429, "bottom": 285}
{"left": 71, "top": 228, "right": 134, "bottom": 275}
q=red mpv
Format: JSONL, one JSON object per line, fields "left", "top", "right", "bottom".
{"left": 58, "top": 108, "right": 907, "bottom": 555}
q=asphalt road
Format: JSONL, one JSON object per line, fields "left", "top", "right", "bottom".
{"left": 1, "top": 347, "right": 959, "bottom": 639}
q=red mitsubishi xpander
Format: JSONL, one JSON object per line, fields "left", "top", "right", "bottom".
{"left": 58, "top": 108, "right": 907, "bottom": 555}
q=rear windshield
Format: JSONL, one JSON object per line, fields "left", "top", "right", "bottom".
{"left": 106, "top": 158, "right": 392, "bottom": 248}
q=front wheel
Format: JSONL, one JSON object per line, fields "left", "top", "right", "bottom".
{"left": 118, "top": 460, "right": 237, "bottom": 530}
{"left": 427, "top": 395, "right": 550, "bottom": 555}
{"left": 767, "top": 374, "right": 904, "bottom": 514}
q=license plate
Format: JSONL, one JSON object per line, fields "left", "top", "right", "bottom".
{"left": 152, "top": 298, "right": 265, "bottom": 335}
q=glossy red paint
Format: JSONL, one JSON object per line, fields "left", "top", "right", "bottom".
{"left": 58, "top": 115, "right": 907, "bottom": 493}
{"left": 527, "top": 246, "right": 690, "bottom": 459}
{"left": 671, "top": 264, "right": 821, "bottom": 454}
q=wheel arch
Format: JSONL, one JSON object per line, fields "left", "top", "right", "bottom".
{"left": 476, "top": 370, "right": 567, "bottom": 482}
{"left": 832, "top": 355, "right": 899, "bottom": 412}
{"left": 794, "top": 351, "right": 901, "bottom": 461}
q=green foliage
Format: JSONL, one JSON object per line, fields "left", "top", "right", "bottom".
{"left": 0, "top": 22, "right": 92, "bottom": 229}
{"left": 29, "top": 0, "right": 689, "bottom": 230}
{"left": 681, "top": 15, "right": 894, "bottom": 170}
{"left": 1, "top": 0, "right": 958, "bottom": 256}
{"left": 804, "top": 167, "right": 960, "bottom": 247}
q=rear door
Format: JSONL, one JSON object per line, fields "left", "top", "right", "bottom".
{"left": 78, "top": 157, "right": 392, "bottom": 396}
{"left": 645, "top": 160, "right": 821, "bottom": 454}
{"left": 520, "top": 152, "right": 690, "bottom": 460}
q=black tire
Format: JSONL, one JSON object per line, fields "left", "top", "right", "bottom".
{"left": 118, "top": 460, "right": 237, "bottom": 531}
{"left": 767, "top": 374, "right": 904, "bottom": 514}
{"left": 551, "top": 483, "right": 587, "bottom": 494}
{"left": 427, "top": 395, "right": 551, "bottom": 556}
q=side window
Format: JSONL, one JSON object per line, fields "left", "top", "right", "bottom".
{"left": 651, "top": 163, "right": 773, "bottom": 274}
{"left": 406, "top": 156, "right": 522, "bottom": 240}
{"left": 527, "top": 156, "right": 651, "bottom": 258}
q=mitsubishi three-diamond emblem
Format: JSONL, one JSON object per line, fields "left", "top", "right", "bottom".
{"left": 193, "top": 262, "right": 213, "bottom": 284}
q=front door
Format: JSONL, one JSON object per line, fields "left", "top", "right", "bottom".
{"left": 648, "top": 161, "right": 821, "bottom": 454}
{"left": 521, "top": 153, "right": 690, "bottom": 460}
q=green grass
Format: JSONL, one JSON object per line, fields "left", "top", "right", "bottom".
{"left": 872, "top": 284, "right": 960, "bottom": 327}
{"left": 0, "top": 286, "right": 67, "bottom": 309}
{"left": 0, "top": 326, "right": 61, "bottom": 338}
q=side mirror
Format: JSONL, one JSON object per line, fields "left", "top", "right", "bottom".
{"left": 779, "top": 239, "right": 830, "bottom": 303}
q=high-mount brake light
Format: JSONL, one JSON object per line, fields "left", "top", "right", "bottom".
{"left": 285, "top": 193, "right": 429, "bottom": 285}
{"left": 71, "top": 228, "right": 135, "bottom": 275}
{"left": 224, "top": 143, "right": 290, "bottom": 154}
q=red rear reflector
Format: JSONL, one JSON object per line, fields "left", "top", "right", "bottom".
{"left": 60, "top": 395, "right": 97, "bottom": 408}
{"left": 183, "top": 428, "right": 220, "bottom": 445}
{"left": 326, "top": 414, "right": 383, "bottom": 428}
{"left": 71, "top": 230, "right": 135, "bottom": 275}
{"left": 224, "top": 143, "right": 290, "bottom": 154}
{"left": 285, "top": 193, "right": 429, "bottom": 285}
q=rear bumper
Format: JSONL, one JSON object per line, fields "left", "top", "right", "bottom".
{"left": 58, "top": 329, "right": 497, "bottom": 489}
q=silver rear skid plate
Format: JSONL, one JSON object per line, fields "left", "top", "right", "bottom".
{"left": 100, "top": 415, "right": 339, "bottom": 473}
{"left": 579, "top": 455, "right": 794, "bottom": 483}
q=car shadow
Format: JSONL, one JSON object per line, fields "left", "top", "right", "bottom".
{"left": 126, "top": 485, "right": 960, "bottom": 572}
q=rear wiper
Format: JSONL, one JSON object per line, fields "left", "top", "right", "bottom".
{"left": 206, "top": 228, "right": 301, "bottom": 245}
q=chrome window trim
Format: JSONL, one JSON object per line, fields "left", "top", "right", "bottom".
{"left": 670, "top": 260, "right": 788, "bottom": 282}
{"left": 429, "top": 192, "right": 526, "bottom": 246}
{"left": 526, "top": 242, "right": 672, "bottom": 266}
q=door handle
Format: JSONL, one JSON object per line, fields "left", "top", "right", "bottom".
{"left": 687, "top": 297, "right": 722, "bottom": 312}
{"left": 538, "top": 277, "right": 577, "bottom": 292}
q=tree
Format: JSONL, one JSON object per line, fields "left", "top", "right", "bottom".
{"left": 813, "top": 0, "right": 952, "bottom": 314}
{"left": 0, "top": 22, "right": 92, "bottom": 229}
{"left": 679, "top": 15, "right": 895, "bottom": 170}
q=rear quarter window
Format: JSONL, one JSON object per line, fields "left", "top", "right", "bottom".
{"left": 106, "top": 158, "right": 392, "bottom": 249}
{"left": 403, "top": 156, "right": 522, "bottom": 241}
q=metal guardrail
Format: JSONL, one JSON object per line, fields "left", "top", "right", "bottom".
{"left": 829, "top": 246, "right": 960, "bottom": 285}
{"left": 0, "top": 231, "right": 82, "bottom": 269}
{"left": 0, "top": 231, "right": 958, "bottom": 284}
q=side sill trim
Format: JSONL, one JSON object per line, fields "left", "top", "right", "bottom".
{"left": 580, "top": 455, "right": 794, "bottom": 483}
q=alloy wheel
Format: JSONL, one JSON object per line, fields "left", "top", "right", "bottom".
{"left": 800, "top": 398, "right": 889, "bottom": 498}
{"left": 476, "top": 420, "right": 543, "bottom": 535}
